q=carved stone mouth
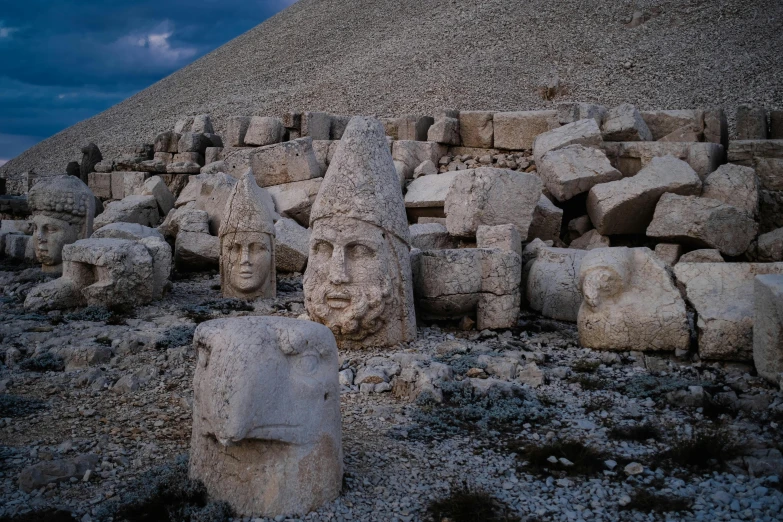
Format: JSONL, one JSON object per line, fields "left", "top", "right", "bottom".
{"left": 326, "top": 293, "right": 351, "bottom": 309}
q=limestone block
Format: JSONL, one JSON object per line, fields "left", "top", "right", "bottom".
{"left": 579, "top": 247, "right": 689, "bottom": 352}
{"left": 266, "top": 178, "right": 322, "bottom": 227}
{"left": 4, "top": 234, "right": 34, "bottom": 261}
{"left": 459, "top": 111, "right": 494, "bottom": 148}
{"left": 384, "top": 115, "right": 433, "bottom": 141}
{"left": 159, "top": 207, "right": 210, "bottom": 240}
{"left": 302, "top": 111, "right": 332, "bottom": 140}
{"left": 410, "top": 223, "right": 454, "bottom": 250}
{"left": 757, "top": 228, "right": 783, "bottom": 262}
{"left": 445, "top": 168, "right": 541, "bottom": 238}
{"left": 427, "top": 117, "right": 460, "bottom": 145}
{"left": 200, "top": 161, "right": 226, "bottom": 175}
{"left": 174, "top": 116, "right": 193, "bottom": 133}
{"left": 329, "top": 115, "right": 352, "bottom": 140}
{"left": 0, "top": 219, "right": 32, "bottom": 235}
{"left": 647, "top": 194, "right": 758, "bottom": 257}
{"left": 476, "top": 224, "right": 521, "bottom": 257}
{"left": 658, "top": 124, "right": 703, "bottom": 143}
{"left": 178, "top": 133, "right": 211, "bottom": 155}
{"left": 678, "top": 249, "right": 724, "bottom": 263}
{"left": 586, "top": 155, "right": 702, "bottom": 235}
{"left": 570, "top": 229, "right": 609, "bottom": 250}
{"left": 674, "top": 262, "right": 783, "bottom": 360}
{"left": 753, "top": 274, "right": 783, "bottom": 384}
{"left": 138, "top": 175, "right": 175, "bottom": 216}
{"left": 88, "top": 172, "right": 112, "bottom": 199}
{"left": 556, "top": 102, "right": 606, "bottom": 126}
{"left": 601, "top": 103, "right": 653, "bottom": 142}
{"left": 139, "top": 236, "right": 173, "bottom": 299}
{"left": 93, "top": 160, "right": 114, "bottom": 173}
{"left": 703, "top": 109, "right": 729, "bottom": 151}
{"left": 244, "top": 116, "right": 285, "bottom": 147}
{"left": 191, "top": 114, "right": 214, "bottom": 134}
{"left": 568, "top": 215, "right": 593, "bottom": 242}
{"left": 523, "top": 240, "right": 586, "bottom": 322}
{"left": 539, "top": 145, "right": 622, "bottom": 202}
{"left": 414, "top": 160, "right": 438, "bottom": 178}
{"left": 154, "top": 130, "right": 180, "bottom": 153}
{"left": 175, "top": 172, "right": 239, "bottom": 236}
{"left": 283, "top": 112, "right": 302, "bottom": 131}
{"left": 93, "top": 195, "right": 160, "bottom": 230}
{"left": 701, "top": 164, "right": 759, "bottom": 218}
{"left": 122, "top": 172, "right": 151, "bottom": 199}
{"left": 392, "top": 141, "right": 447, "bottom": 179}
{"left": 138, "top": 158, "right": 167, "bottom": 173}
{"left": 175, "top": 231, "right": 219, "bottom": 270}
{"left": 250, "top": 138, "right": 321, "bottom": 187}
{"left": 92, "top": 222, "right": 163, "bottom": 241}
{"left": 166, "top": 160, "right": 201, "bottom": 174}
{"left": 274, "top": 217, "right": 310, "bottom": 273}
{"left": 754, "top": 158, "right": 783, "bottom": 191}
{"left": 404, "top": 172, "right": 461, "bottom": 218}
{"left": 527, "top": 195, "right": 563, "bottom": 242}
{"left": 173, "top": 152, "right": 205, "bottom": 166}
{"left": 727, "top": 140, "right": 783, "bottom": 166}
{"left": 190, "top": 317, "right": 342, "bottom": 517}
{"left": 226, "top": 116, "right": 251, "bottom": 147}
{"left": 412, "top": 248, "right": 521, "bottom": 329}
{"left": 654, "top": 243, "right": 682, "bottom": 266}
{"left": 770, "top": 111, "right": 783, "bottom": 140}
{"left": 494, "top": 110, "right": 559, "bottom": 151}
{"left": 205, "top": 147, "right": 222, "bottom": 166}
{"left": 602, "top": 141, "right": 723, "bottom": 180}
{"left": 640, "top": 110, "right": 704, "bottom": 141}
{"left": 532, "top": 118, "right": 603, "bottom": 165}
{"left": 736, "top": 106, "right": 768, "bottom": 140}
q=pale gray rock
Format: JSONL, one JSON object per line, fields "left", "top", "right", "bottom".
{"left": 177, "top": 132, "right": 211, "bottom": 155}
{"left": 113, "top": 365, "right": 159, "bottom": 393}
{"left": 757, "top": 227, "right": 783, "bottom": 262}
{"left": 654, "top": 243, "right": 682, "bottom": 266}
{"left": 556, "top": 102, "right": 606, "bottom": 126}
{"left": 640, "top": 109, "right": 704, "bottom": 141}
{"left": 226, "top": 116, "right": 251, "bottom": 147}
{"left": 206, "top": 146, "right": 223, "bottom": 165}
{"left": 174, "top": 116, "right": 194, "bottom": 134}
{"left": 175, "top": 231, "right": 220, "bottom": 270}
{"left": 91, "top": 222, "right": 163, "bottom": 241}
{"left": 274, "top": 217, "right": 310, "bottom": 273}
{"left": 404, "top": 172, "right": 460, "bottom": 218}
{"left": 523, "top": 239, "right": 586, "bottom": 322}
{"left": 175, "top": 172, "right": 238, "bottom": 236}
{"left": 736, "top": 106, "right": 768, "bottom": 140}
{"left": 18, "top": 454, "right": 99, "bottom": 493}
{"left": 701, "top": 163, "right": 759, "bottom": 218}
{"left": 493, "top": 110, "right": 558, "bottom": 151}
{"left": 678, "top": 249, "right": 724, "bottom": 263}
{"left": 302, "top": 111, "right": 333, "bottom": 140}
{"left": 414, "top": 160, "right": 438, "bottom": 178}
{"left": 94, "top": 195, "right": 160, "bottom": 230}
{"left": 244, "top": 116, "right": 285, "bottom": 146}
{"left": 200, "top": 160, "right": 226, "bottom": 175}
{"left": 754, "top": 158, "right": 783, "bottom": 192}
{"left": 527, "top": 195, "right": 563, "bottom": 242}
{"left": 601, "top": 103, "right": 653, "bottom": 142}
{"left": 87, "top": 172, "right": 112, "bottom": 199}
{"left": 570, "top": 229, "right": 610, "bottom": 250}
{"left": 754, "top": 274, "right": 783, "bottom": 384}
{"left": 191, "top": 114, "right": 214, "bottom": 134}
{"left": 250, "top": 137, "right": 322, "bottom": 187}
{"left": 154, "top": 130, "right": 180, "bottom": 153}
{"left": 476, "top": 224, "right": 521, "bottom": 256}
{"left": 138, "top": 175, "right": 175, "bottom": 216}
{"left": 532, "top": 118, "right": 603, "bottom": 165}
{"left": 602, "top": 141, "right": 724, "bottom": 180}
{"left": 4, "top": 234, "right": 34, "bottom": 261}
{"left": 427, "top": 117, "right": 460, "bottom": 145}
{"left": 166, "top": 160, "right": 201, "bottom": 174}
{"left": 459, "top": 111, "right": 494, "bottom": 148}
{"left": 410, "top": 223, "right": 454, "bottom": 250}
{"left": 266, "top": 178, "right": 322, "bottom": 227}
{"left": 539, "top": 144, "right": 622, "bottom": 202}
{"left": 703, "top": 109, "right": 729, "bottom": 150}
{"left": 392, "top": 141, "right": 446, "bottom": 179}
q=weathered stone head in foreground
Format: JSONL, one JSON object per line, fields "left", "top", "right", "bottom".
{"left": 303, "top": 116, "right": 416, "bottom": 349}
{"left": 27, "top": 175, "right": 95, "bottom": 273}
{"left": 189, "top": 316, "right": 342, "bottom": 517}
{"left": 218, "top": 171, "right": 276, "bottom": 299}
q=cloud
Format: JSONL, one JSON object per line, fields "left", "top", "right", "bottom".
{"left": 0, "top": 22, "right": 20, "bottom": 39}
{"left": 113, "top": 22, "right": 198, "bottom": 68}
{"left": 0, "top": 159, "right": 7, "bottom": 167}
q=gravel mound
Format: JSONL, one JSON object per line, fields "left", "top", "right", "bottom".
{"left": 3, "top": 0, "right": 782, "bottom": 175}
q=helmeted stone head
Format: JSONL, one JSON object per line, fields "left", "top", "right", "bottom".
{"left": 28, "top": 175, "right": 95, "bottom": 273}
{"left": 218, "top": 171, "right": 275, "bottom": 299}
{"left": 303, "top": 116, "right": 416, "bottom": 349}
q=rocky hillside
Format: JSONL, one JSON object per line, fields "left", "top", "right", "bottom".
{"left": 3, "top": 0, "right": 782, "bottom": 174}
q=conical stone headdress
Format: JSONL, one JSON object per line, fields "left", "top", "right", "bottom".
{"left": 218, "top": 170, "right": 275, "bottom": 238}
{"left": 309, "top": 117, "right": 410, "bottom": 246}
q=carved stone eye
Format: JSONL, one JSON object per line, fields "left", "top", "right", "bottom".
{"left": 293, "top": 353, "right": 318, "bottom": 376}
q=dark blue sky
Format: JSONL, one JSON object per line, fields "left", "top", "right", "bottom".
{"left": 0, "top": 0, "right": 295, "bottom": 165}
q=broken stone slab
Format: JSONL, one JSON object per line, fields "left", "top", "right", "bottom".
{"left": 175, "top": 172, "right": 253, "bottom": 236}
{"left": 527, "top": 195, "right": 563, "bottom": 243}
{"left": 88, "top": 172, "right": 112, "bottom": 199}
{"left": 556, "top": 102, "right": 606, "bottom": 126}
{"left": 18, "top": 454, "right": 99, "bottom": 493}
{"left": 200, "top": 161, "right": 226, "bottom": 175}
{"left": 427, "top": 117, "right": 460, "bottom": 145}
{"left": 175, "top": 231, "right": 220, "bottom": 270}
{"left": 674, "top": 262, "right": 783, "bottom": 360}
{"left": 654, "top": 243, "right": 682, "bottom": 266}
{"left": 226, "top": 116, "right": 251, "bottom": 147}
{"left": 4, "top": 233, "right": 34, "bottom": 261}
{"left": 476, "top": 224, "right": 521, "bottom": 257}
{"left": 177, "top": 133, "right": 211, "bottom": 155}
{"left": 205, "top": 147, "right": 222, "bottom": 166}
{"left": 568, "top": 215, "right": 593, "bottom": 242}
{"left": 301, "top": 111, "right": 332, "bottom": 140}
{"left": 570, "top": 229, "right": 610, "bottom": 250}
{"left": 647, "top": 194, "right": 758, "bottom": 257}
{"left": 383, "top": 115, "right": 434, "bottom": 141}
{"left": 404, "top": 172, "right": 460, "bottom": 220}
{"left": 658, "top": 124, "right": 704, "bottom": 143}
{"left": 154, "top": 130, "right": 181, "bottom": 153}
{"left": 92, "top": 222, "right": 163, "bottom": 242}
{"left": 701, "top": 163, "right": 759, "bottom": 218}
{"left": 678, "top": 249, "right": 724, "bottom": 263}
{"left": 587, "top": 155, "right": 702, "bottom": 235}
{"left": 110, "top": 172, "right": 146, "bottom": 201}
{"left": 757, "top": 227, "right": 783, "bottom": 262}
{"left": 736, "top": 106, "right": 768, "bottom": 140}
{"left": 159, "top": 207, "right": 210, "bottom": 240}
{"left": 274, "top": 217, "right": 309, "bottom": 273}
{"left": 266, "top": 178, "right": 321, "bottom": 227}
{"left": 601, "top": 141, "right": 723, "bottom": 180}
{"left": 329, "top": 115, "right": 352, "bottom": 140}
{"left": 703, "top": 109, "right": 729, "bottom": 151}
{"left": 539, "top": 144, "right": 622, "bottom": 202}
{"left": 138, "top": 175, "right": 175, "bottom": 216}
{"left": 244, "top": 116, "right": 285, "bottom": 147}
{"left": 523, "top": 239, "right": 586, "bottom": 322}
{"left": 459, "top": 111, "right": 494, "bottom": 148}
{"left": 112, "top": 365, "right": 159, "bottom": 393}
{"left": 532, "top": 118, "right": 603, "bottom": 165}
{"left": 414, "top": 160, "right": 438, "bottom": 178}
{"left": 445, "top": 168, "right": 542, "bottom": 238}
{"left": 410, "top": 223, "right": 454, "bottom": 250}
{"left": 392, "top": 141, "right": 447, "bottom": 179}
{"left": 172, "top": 152, "right": 205, "bottom": 167}
{"left": 753, "top": 274, "right": 783, "bottom": 384}
{"left": 640, "top": 110, "right": 704, "bottom": 141}
{"left": 190, "top": 114, "right": 214, "bottom": 135}
{"left": 579, "top": 247, "right": 689, "bottom": 352}
{"left": 601, "top": 103, "right": 653, "bottom": 142}
{"left": 138, "top": 158, "right": 168, "bottom": 174}
{"left": 754, "top": 158, "right": 783, "bottom": 192}
{"left": 493, "top": 110, "right": 559, "bottom": 151}
{"left": 727, "top": 139, "right": 783, "bottom": 166}
{"left": 250, "top": 137, "right": 321, "bottom": 187}
{"left": 166, "top": 160, "right": 201, "bottom": 174}
{"left": 93, "top": 195, "right": 160, "bottom": 230}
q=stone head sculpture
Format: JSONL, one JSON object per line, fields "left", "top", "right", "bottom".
{"left": 189, "top": 316, "right": 342, "bottom": 517}
{"left": 578, "top": 247, "right": 631, "bottom": 309}
{"left": 218, "top": 171, "right": 275, "bottom": 299}
{"left": 28, "top": 175, "right": 95, "bottom": 273}
{"left": 303, "top": 116, "right": 416, "bottom": 349}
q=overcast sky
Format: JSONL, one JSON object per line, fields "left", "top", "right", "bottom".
{"left": 0, "top": 0, "right": 296, "bottom": 166}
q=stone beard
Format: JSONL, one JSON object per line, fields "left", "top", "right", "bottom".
{"left": 303, "top": 216, "right": 414, "bottom": 349}
{"left": 220, "top": 230, "right": 274, "bottom": 299}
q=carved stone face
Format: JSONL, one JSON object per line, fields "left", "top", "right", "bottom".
{"left": 581, "top": 266, "right": 625, "bottom": 308}
{"left": 32, "top": 214, "right": 81, "bottom": 270}
{"left": 304, "top": 217, "right": 393, "bottom": 341}
{"left": 221, "top": 231, "right": 273, "bottom": 299}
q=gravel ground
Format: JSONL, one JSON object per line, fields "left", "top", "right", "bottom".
{"left": 1, "top": 264, "right": 782, "bottom": 521}
{"left": 3, "top": 0, "right": 782, "bottom": 176}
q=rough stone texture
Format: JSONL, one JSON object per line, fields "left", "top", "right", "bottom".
{"left": 753, "top": 274, "right": 783, "bottom": 384}
{"left": 175, "top": 172, "right": 239, "bottom": 236}
{"left": 177, "top": 133, "right": 211, "bottom": 156}
{"left": 601, "top": 103, "right": 653, "bottom": 142}
{"left": 527, "top": 195, "right": 562, "bottom": 243}
{"left": 493, "top": 110, "right": 558, "bottom": 151}
{"left": 200, "top": 160, "right": 226, "bottom": 175}
{"left": 556, "top": 102, "right": 606, "bottom": 126}
{"left": 304, "top": 117, "right": 416, "bottom": 349}
{"left": 4, "top": 233, "right": 34, "bottom": 261}
{"left": 757, "top": 227, "right": 783, "bottom": 262}
{"left": 647, "top": 194, "right": 758, "bottom": 257}
{"left": 384, "top": 115, "right": 433, "bottom": 141}
{"left": 138, "top": 176, "right": 175, "bottom": 216}
{"left": 175, "top": 231, "right": 220, "bottom": 270}
{"left": 191, "top": 114, "right": 214, "bottom": 135}
{"left": 539, "top": 145, "right": 622, "bottom": 202}
{"left": 218, "top": 171, "right": 276, "bottom": 299}
{"left": 403, "top": 172, "right": 460, "bottom": 219}
{"left": 302, "top": 112, "right": 333, "bottom": 140}
{"left": 476, "top": 224, "right": 521, "bottom": 257}
{"left": 275, "top": 217, "right": 310, "bottom": 273}
{"left": 409, "top": 223, "right": 454, "bottom": 251}
{"left": 427, "top": 117, "right": 460, "bottom": 145}
{"left": 570, "top": 229, "right": 610, "bottom": 251}
{"left": 93, "top": 195, "right": 160, "bottom": 230}
{"left": 225, "top": 116, "right": 251, "bottom": 147}
{"left": 587, "top": 155, "right": 702, "bottom": 235}
{"left": 736, "top": 106, "right": 768, "bottom": 140}
{"left": 266, "top": 178, "right": 322, "bottom": 227}
{"left": 654, "top": 243, "right": 682, "bottom": 266}
{"left": 523, "top": 240, "right": 586, "bottom": 322}
{"left": 88, "top": 172, "right": 112, "bottom": 199}
{"left": 567, "top": 215, "right": 593, "bottom": 242}
{"left": 678, "top": 249, "right": 724, "bottom": 263}
{"left": 770, "top": 110, "right": 783, "bottom": 140}
{"left": 204, "top": 147, "right": 222, "bottom": 165}
{"left": 754, "top": 158, "right": 783, "bottom": 192}
{"left": 244, "top": 116, "right": 285, "bottom": 147}
{"left": 459, "top": 111, "right": 493, "bottom": 148}
{"left": 674, "top": 262, "right": 783, "bottom": 360}
{"left": 190, "top": 316, "right": 342, "bottom": 517}
{"left": 601, "top": 141, "right": 724, "bottom": 180}
{"left": 444, "top": 168, "right": 542, "bottom": 238}
{"left": 92, "top": 222, "right": 164, "bottom": 242}
{"left": 18, "top": 454, "right": 99, "bottom": 493}
{"left": 639, "top": 110, "right": 704, "bottom": 141}
{"left": 532, "top": 118, "right": 603, "bottom": 165}
{"left": 701, "top": 163, "right": 759, "bottom": 218}
{"left": 658, "top": 124, "right": 703, "bottom": 143}
{"left": 392, "top": 141, "right": 446, "bottom": 179}
{"left": 79, "top": 143, "right": 102, "bottom": 184}
{"left": 250, "top": 137, "right": 322, "bottom": 188}
{"left": 579, "top": 247, "right": 689, "bottom": 352}
{"left": 703, "top": 109, "right": 729, "bottom": 151}
{"left": 154, "top": 131, "right": 180, "bottom": 154}
{"left": 413, "top": 160, "right": 438, "bottom": 178}
{"left": 412, "top": 248, "right": 521, "bottom": 329}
